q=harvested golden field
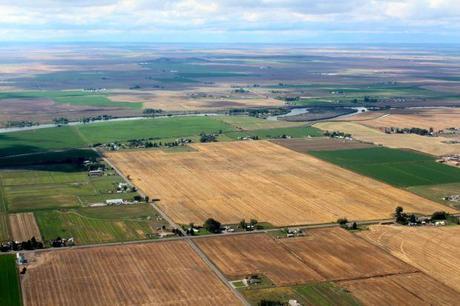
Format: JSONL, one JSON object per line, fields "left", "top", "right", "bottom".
{"left": 358, "top": 225, "right": 460, "bottom": 292}
{"left": 22, "top": 241, "right": 241, "bottom": 306}
{"left": 107, "top": 141, "right": 447, "bottom": 226}
{"left": 197, "top": 229, "right": 414, "bottom": 285}
{"left": 340, "top": 272, "right": 460, "bottom": 306}
{"left": 314, "top": 121, "right": 460, "bottom": 156}
{"left": 345, "top": 108, "right": 460, "bottom": 131}
{"left": 196, "top": 234, "right": 324, "bottom": 285}
{"left": 9, "top": 213, "right": 42, "bottom": 242}
{"left": 279, "top": 228, "right": 415, "bottom": 281}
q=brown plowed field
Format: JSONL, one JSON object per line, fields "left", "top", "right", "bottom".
{"left": 195, "top": 234, "right": 324, "bottom": 285}
{"left": 22, "top": 241, "right": 242, "bottom": 306}
{"left": 9, "top": 212, "right": 42, "bottom": 242}
{"left": 107, "top": 141, "right": 447, "bottom": 226}
{"left": 279, "top": 228, "right": 415, "bottom": 281}
{"left": 340, "top": 272, "right": 460, "bottom": 306}
{"left": 358, "top": 225, "right": 460, "bottom": 292}
{"left": 271, "top": 137, "right": 374, "bottom": 153}
{"left": 197, "top": 229, "right": 414, "bottom": 285}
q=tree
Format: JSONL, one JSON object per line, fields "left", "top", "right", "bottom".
{"left": 204, "top": 218, "right": 221, "bottom": 233}
{"left": 337, "top": 218, "right": 348, "bottom": 225}
{"left": 351, "top": 222, "right": 358, "bottom": 230}
{"left": 239, "top": 219, "right": 247, "bottom": 230}
{"left": 250, "top": 219, "right": 258, "bottom": 226}
{"left": 394, "top": 206, "right": 407, "bottom": 224}
{"left": 144, "top": 196, "right": 150, "bottom": 203}
{"left": 259, "top": 300, "right": 282, "bottom": 306}
{"left": 431, "top": 211, "right": 447, "bottom": 220}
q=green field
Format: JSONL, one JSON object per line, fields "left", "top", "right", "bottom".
{"left": 224, "top": 126, "right": 323, "bottom": 140}
{"left": 35, "top": 205, "right": 166, "bottom": 245}
{"left": 0, "top": 255, "right": 22, "bottom": 306}
{"left": 215, "top": 116, "right": 304, "bottom": 130}
{"left": 0, "top": 116, "right": 237, "bottom": 157}
{"left": 309, "top": 147, "right": 460, "bottom": 187}
{"left": 241, "top": 283, "right": 360, "bottom": 306}
{"left": 0, "top": 91, "right": 142, "bottom": 108}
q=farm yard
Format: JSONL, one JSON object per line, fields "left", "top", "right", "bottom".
{"left": 340, "top": 272, "right": 460, "bottom": 306}
{"left": 314, "top": 121, "right": 460, "bottom": 156}
{"left": 358, "top": 225, "right": 460, "bottom": 293}
{"left": 21, "top": 241, "right": 242, "bottom": 306}
{"left": 8, "top": 213, "right": 41, "bottom": 242}
{"left": 107, "top": 141, "right": 450, "bottom": 226}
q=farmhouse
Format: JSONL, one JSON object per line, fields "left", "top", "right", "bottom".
{"left": 105, "top": 199, "right": 124, "bottom": 205}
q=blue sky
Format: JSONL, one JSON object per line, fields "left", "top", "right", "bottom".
{"left": 1, "top": 0, "right": 460, "bottom": 43}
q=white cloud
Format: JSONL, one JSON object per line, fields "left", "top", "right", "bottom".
{"left": 0, "top": 0, "right": 459, "bottom": 42}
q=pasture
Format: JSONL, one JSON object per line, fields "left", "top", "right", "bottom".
{"left": 340, "top": 272, "right": 460, "bottom": 306}
{"left": 22, "top": 241, "right": 241, "bottom": 306}
{"left": 408, "top": 182, "right": 460, "bottom": 209}
{"left": 241, "top": 283, "right": 359, "bottom": 306}
{"left": 309, "top": 147, "right": 460, "bottom": 187}
{"left": 216, "top": 116, "right": 304, "bottom": 130}
{"left": 9, "top": 213, "right": 42, "bottom": 242}
{"left": 0, "top": 164, "right": 137, "bottom": 212}
{"left": 358, "top": 225, "right": 460, "bottom": 292}
{"left": 0, "top": 254, "right": 22, "bottom": 306}
{"left": 314, "top": 121, "right": 460, "bottom": 156}
{"left": 35, "top": 205, "right": 166, "bottom": 245}
{"left": 107, "top": 141, "right": 449, "bottom": 226}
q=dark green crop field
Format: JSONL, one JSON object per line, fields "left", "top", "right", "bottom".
{"left": 0, "top": 255, "right": 22, "bottom": 306}
{"left": 309, "top": 147, "right": 460, "bottom": 187}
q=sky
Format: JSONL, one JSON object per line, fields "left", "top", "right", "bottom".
{"left": 1, "top": 0, "right": 460, "bottom": 44}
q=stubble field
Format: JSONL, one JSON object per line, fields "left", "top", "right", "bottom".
{"left": 358, "top": 225, "right": 460, "bottom": 293}
{"left": 22, "top": 241, "right": 241, "bottom": 306}
{"left": 107, "top": 141, "right": 448, "bottom": 226}
{"left": 8, "top": 212, "right": 41, "bottom": 242}
{"left": 314, "top": 121, "right": 460, "bottom": 156}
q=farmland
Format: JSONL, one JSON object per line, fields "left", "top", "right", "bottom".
{"left": 9, "top": 213, "right": 42, "bottom": 242}
{"left": 340, "top": 272, "right": 460, "bottom": 306}
{"left": 0, "top": 254, "right": 22, "bottom": 306}
{"left": 346, "top": 108, "right": 460, "bottom": 132}
{"left": 241, "top": 283, "right": 360, "bottom": 306}
{"left": 0, "top": 163, "right": 138, "bottom": 212}
{"left": 216, "top": 116, "right": 304, "bottom": 130}
{"left": 271, "top": 137, "right": 374, "bottom": 153}
{"left": 198, "top": 229, "right": 414, "bottom": 285}
{"left": 224, "top": 126, "right": 323, "bottom": 140}
{"left": 107, "top": 141, "right": 450, "bottom": 226}
{"left": 408, "top": 183, "right": 460, "bottom": 209}
{"left": 314, "top": 121, "right": 460, "bottom": 156}
{"left": 309, "top": 147, "right": 460, "bottom": 187}
{"left": 358, "top": 225, "right": 460, "bottom": 292}
{"left": 196, "top": 234, "right": 323, "bottom": 285}
{"left": 35, "top": 205, "right": 167, "bottom": 245}
{"left": 22, "top": 241, "right": 242, "bottom": 306}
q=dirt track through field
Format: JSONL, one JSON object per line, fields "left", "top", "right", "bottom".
{"left": 358, "top": 225, "right": 460, "bottom": 293}
{"left": 107, "top": 141, "right": 448, "bottom": 226}
{"left": 9, "top": 212, "right": 42, "bottom": 242}
{"left": 22, "top": 241, "right": 242, "bottom": 306}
